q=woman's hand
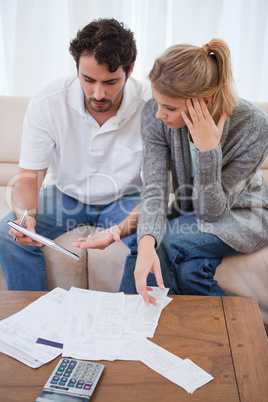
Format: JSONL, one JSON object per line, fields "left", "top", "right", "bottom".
{"left": 72, "top": 225, "right": 121, "bottom": 250}
{"left": 134, "top": 235, "right": 165, "bottom": 306}
{"left": 181, "top": 98, "right": 226, "bottom": 151}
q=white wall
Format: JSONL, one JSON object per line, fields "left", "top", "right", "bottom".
{"left": 0, "top": 0, "right": 268, "bottom": 101}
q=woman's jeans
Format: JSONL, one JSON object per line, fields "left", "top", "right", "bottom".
{"left": 0, "top": 185, "right": 140, "bottom": 290}
{"left": 120, "top": 213, "right": 239, "bottom": 296}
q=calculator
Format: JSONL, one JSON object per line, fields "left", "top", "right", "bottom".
{"left": 35, "top": 358, "right": 105, "bottom": 401}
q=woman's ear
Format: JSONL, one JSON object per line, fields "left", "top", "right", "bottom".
{"left": 204, "top": 96, "right": 213, "bottom": 107}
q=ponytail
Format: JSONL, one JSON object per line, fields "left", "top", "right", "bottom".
{"left": 203, "top": 39, "right": 238, "bottom": 122}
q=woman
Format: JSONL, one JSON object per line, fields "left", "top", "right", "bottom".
{"left": 75, "top": 39, "right": 268, "bottom": 306}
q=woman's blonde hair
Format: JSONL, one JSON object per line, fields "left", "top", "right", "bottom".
{"left": 149, "top": 39, "right": 238, "bottom": 123}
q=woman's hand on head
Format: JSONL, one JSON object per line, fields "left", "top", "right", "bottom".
{"left": 72, "top": 225, "right": 121, "bottom": 250}
{"left": 181, "top": 98, "right": 227, "bottom": 152}
{"left": 134, "top": 235, "right": 165, "bottom": 306}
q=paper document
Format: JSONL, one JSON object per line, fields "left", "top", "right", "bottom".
{"left": 7, "top": 220, "right": 80, "bottom": 260}
{"left": 123, "top": 338, "right": 214, "bottom": 394}
{"left": 124, "top": 287, "right": 169, "bottom": 338}
{"left": 0, "top": 288, "right": 69, "bottom": 368}
{"left": 62, "top": 287, "right": 138, "bottom": 361}
{"left": 62, "top": 287, "right": 170, "bottom": 361}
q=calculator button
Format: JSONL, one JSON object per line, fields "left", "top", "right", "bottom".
{"left": 84, "top": 381, "right": 93, "bottom": 390}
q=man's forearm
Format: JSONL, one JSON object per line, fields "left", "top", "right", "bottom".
{"left": 11, "top": 169, "right": 46, "bottom": 219}
{"left": 117, "top": 203, "right": 140, "bottom": 239}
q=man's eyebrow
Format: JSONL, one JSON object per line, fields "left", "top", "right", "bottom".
{"left": 81, "top": 73, "right": 119, "bottom": 83}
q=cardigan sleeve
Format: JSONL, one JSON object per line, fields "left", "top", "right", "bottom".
{"left": 137, "top": 99, "right": 170, "bottom": 247}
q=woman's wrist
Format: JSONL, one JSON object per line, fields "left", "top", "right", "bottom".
{"left": 138, "top": 234, "right": 156, "bottom": 252}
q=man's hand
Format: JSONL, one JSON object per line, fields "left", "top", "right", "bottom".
{"left": 9, "top": 216, "right": 43, "bottom": 247}
{"left": 134, "top": 235, "right": 165, "bottom": 306}
{"left": 181, "top": 98, "right": 226, "bottom": 152}
{"left": 73, "top": 225, "right": 121, "bottom": 250}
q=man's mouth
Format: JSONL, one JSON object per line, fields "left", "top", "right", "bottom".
{"left": 90, "top": 99, "right": 109, "bottom": 107}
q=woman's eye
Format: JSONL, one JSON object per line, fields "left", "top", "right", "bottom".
{"left": 167, "top": 107, "right": 176, "bottom": 111}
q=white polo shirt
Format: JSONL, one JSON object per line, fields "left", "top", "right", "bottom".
{"left": 20, "top": 76, "right": 151, "bottom": 205}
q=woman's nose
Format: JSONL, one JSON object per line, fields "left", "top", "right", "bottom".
{"left": 156, "top": 106, "right": 167, "bottom": 120}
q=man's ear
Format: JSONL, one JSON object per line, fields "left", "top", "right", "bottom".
{"left": 204, "top": 96, "right": 213, "bottom": 107}
{"left": 127, "top": 63, "right": 135, "bottom": 79}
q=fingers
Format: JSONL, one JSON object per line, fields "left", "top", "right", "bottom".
{"left": 73, "top": 230, "right": 118, "bottom": 249}
{"left": 181, "top": 99, "right": 200, "bottom": 130}
{"left": 10, "top": 216, "right": 42, "bottom": 246}
{"left": 136, "top": 285, "right": 156, "bottom": 306}
{"left": 134, "top": 249, "right": 164, "bottom": 306}
{"left": 217, "top": 113, "right": 227, "bottom": 135}
{"left": 154, "top": 270, "right": 165, "bottom": 290}
{"left": 16, "top": 238, "right": 43, "bottom": 247}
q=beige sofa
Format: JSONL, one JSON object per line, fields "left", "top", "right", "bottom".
{"left": 0, "top": 95, "right": 268, "bottom": 333}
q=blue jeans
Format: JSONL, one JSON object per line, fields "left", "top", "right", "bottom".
{"left": 119, "top": 213, "right": 239, "bottom": 296}
{"left": 0, "top": 185, "right": 140, "bottom": 290}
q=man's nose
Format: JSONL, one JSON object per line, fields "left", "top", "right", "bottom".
{"left": 94, "top": 84, "right": 105, "bottom": 100}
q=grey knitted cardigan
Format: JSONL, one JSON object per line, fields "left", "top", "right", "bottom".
{"left": 137, "top": 98, "right": 268, "bottom": 254}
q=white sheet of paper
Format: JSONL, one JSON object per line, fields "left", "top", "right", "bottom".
{"left": 0, "top": 288, "right": 68, "bottom": 367}
{"left": 123, "top": 338, "right": 214, "bottom": 394}
{"left": 124, "top": 287, "right": 169, "bottom": 338}
{"left": 93, "top": 292, "right": 125, "bottom": 339}
{"left": 62, "top": 287, "right": 137, "bottom": 361}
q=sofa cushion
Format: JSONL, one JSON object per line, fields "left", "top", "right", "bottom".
{"left": 43, "top": 227, "right": 90, "bottom": 290}
{"left": 215, "top": 246, "right": 268, "bottom": 326}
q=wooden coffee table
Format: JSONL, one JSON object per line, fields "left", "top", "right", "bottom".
{"left": 0, "top": 292, "right": 267, "bottom": 401}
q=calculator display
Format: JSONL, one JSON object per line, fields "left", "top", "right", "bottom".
{"left": 36, "top": 390, "right": 90, "bottom": 401}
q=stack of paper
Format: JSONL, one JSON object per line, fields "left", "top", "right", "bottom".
{"left": 0, "top": 287, "right": 213, "bottom": 393}
{"left": 62, "top": 286, "right": 170, "bottom": 361}
{"left": 0, "top": 288, "right": 68, "bottom": 368}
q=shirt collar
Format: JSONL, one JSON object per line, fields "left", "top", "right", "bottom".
{"left": 116, "top": 77, "right": 138, "bottom": 122}
{"left": 68, "top": 76, "right": 86, "bottom": 117}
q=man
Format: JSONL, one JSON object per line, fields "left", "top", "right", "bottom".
{"left": 0, "top": 18, "right": 151, "bottom": 290}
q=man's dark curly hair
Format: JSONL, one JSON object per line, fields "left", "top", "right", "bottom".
{"left": 69, "top": 18, "right": 137, "bottom": 75}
